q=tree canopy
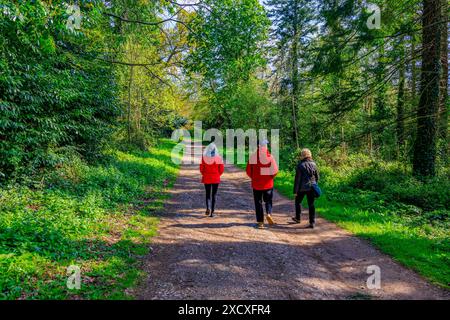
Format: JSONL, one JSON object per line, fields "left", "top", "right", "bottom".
{"left": 0, "top": 0, "right": 448, "bottom": 181}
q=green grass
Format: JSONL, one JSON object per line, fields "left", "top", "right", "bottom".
{"left": 0, "top": 139, "right": 180, "bottom": 299}
{"left": 275, "top": 167, "right": 449, "bottom": 290}
{"left": 223, "top": 147, "right": 449, "bottom": 290}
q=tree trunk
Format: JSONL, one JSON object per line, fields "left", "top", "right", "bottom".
{"left": 366, "top": 96, "right": 374, "bottom": 157}
{"left": 413, "top": 0, "right": 442, "bottom": 178}
{"left": 438, "top": 0, "right": 448, "bottom": 156}
{"left": 411, "top": 36, "right": 417, "bottom": 101}
{"left": 341, "top": 126, "right": 347, "bottom": 155}
{"left": 375, "top": 44, "right": 387, "bottom": 120}
{"left": 397, "top": 40, "right": 406, "bottom": 152}
{"left": 291, "top": 96, "right": 300, "bottom": 149}
{"left": 291, "top": 0, "right": 300, "bottom": 149}
{"left": 127, "top": 66, "right": 134, "bottom": 143}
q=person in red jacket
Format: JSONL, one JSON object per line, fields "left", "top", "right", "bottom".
{"left": 200, "top": 144, "right": 224, "bottom": 217}
{"left": 246, "top": 139, "right": 278, "bottom": 229}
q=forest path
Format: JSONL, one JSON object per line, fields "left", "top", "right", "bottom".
{"left": 136, "top": 143, "right": 448, "bottom": 300}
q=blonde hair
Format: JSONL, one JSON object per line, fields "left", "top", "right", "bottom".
{"left": 300, "top": 148, "right": 312, "bottom": 160}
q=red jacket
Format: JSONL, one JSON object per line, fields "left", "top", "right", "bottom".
{"left": 200, "top": 155, "right": 224, "bottom": 184}
{"left": 246, "top": 147, "right": 278, "bottom": 190}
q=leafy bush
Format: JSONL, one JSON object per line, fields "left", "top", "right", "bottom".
{"left": 0, "top": 1, "right": 119, "bottom": 181}
{"left": 346, "top": 162, "right": 449, "bottom": 211}
{"left": 388, "top": 177, "right": 449, "bottom": 211}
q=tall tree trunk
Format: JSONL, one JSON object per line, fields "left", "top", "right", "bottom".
{"left": 413, "top": 0, "right": 443, "bottom": 178}
{"left": 375, "top": 45, "right": 387, "bottom": 120}
{"left": 366, "top": 96, "right": 374, "bottom": 157}
{"left": 411, "top": 36, "right": 417, "bottom": 101}
{"left": 291, "top": 0, "right": 300, "bottom": 149}
{"left": 291, "top": 96, "right": 300, "bottom": 149}
{"left": 397, "top": 40, "right": 406, "bottom": 152}
{"left": 438, "top": 0, "right": 448, "bottom": 157}
{"left": 127, "top": 66, "right": 134, "bottom": 143}
{"left": 341, "top": 126, "right": 347, "bottom": 155}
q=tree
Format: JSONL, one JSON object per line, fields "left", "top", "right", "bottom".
{"left": 413, "top": 0, "right": 443, "bottom": 177}
{"left": 438, "top": 0, "right": 448, "bottom": 160}
{"left": 266, "top": 0, "right": 316, "bottom": 149}
{"left": 396, "top": 39, "right": 406, "bottom": 151}
{"left": 186, "top": 0, "right": 270, "bottom": 128}
{"left": 0, "top": 1, "right": 119, "bottom": 180}
{"left": 103, "top": 0, "right": 189, "bottom": 149}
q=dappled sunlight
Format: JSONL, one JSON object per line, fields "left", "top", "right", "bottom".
{"left": 138, "top": 157, "right": 449, "bottom": 300}
{"left": 2, "top": 0, "right": 448, "bottom": 302}
{"left": 0, "top": 141, "right": 180, "bottom": 299}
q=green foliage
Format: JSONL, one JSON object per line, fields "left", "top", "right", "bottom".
{"left": 225, "top": 141, "right": 449, "bottom": 288}
{"left": 0, "top": 1, "right": 120, "bottom": 181}
{"left": 102, "top": 0, "right": 191, "bottom": 150}
{"left": 0, "top": 139, "right": 180, "bottom": 299}
{"left": 272, "top": 152, "right": 449, "bottom": 289}
{"left": 305, "top": 153, "right": 450, "bottom": 213}
{"left": 187, "top": 0, "right": 270, "bottom": 128}
{"left": 0, "top": 0, "right": 447, "bottom": 298}
{"left": 262, "top": 0, "right": 449, "bottom": 176}
{"left": 346, "top": 164, "right": 449, "bottom": 211}
{"left": 188, "top": 0, "right": 269, "bottom": 85}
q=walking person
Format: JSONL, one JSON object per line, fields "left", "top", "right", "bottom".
{"left": 200, "top": 143, "right": 224, "bottom": 217}
{"left": 246, "top": 140, "right": 278, "bottom": 229}
{"left": 292, "top": 148, "right": 320, "bottom": 228}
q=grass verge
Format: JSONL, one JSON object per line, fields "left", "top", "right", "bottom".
{"left": 276, "top": 170, "right": 449, "bottom": 290}
{"left": 0, "top": 139, "right": 180, "bottom": 299}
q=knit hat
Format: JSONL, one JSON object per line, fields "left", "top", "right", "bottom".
{"left": 205, "top": 143, "right": 218, "bottom": 157}
{"left": 259, "top": 139, "right": 269, "bottom": 147}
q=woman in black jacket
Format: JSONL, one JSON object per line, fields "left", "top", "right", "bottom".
{"left": 292, "top": 148, "right": 319, "bottom": 228}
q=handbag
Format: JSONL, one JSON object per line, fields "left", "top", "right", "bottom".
{"left": 302, "top": 161, "right": 321, "bottom": 198}
{"left": 311, "top": 183, "right": 322, "bottom": 198}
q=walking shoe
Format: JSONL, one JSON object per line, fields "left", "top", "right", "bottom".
{"left": 291, "top": 217, "right": 301, "bottom": 224}
{"left": 256, "top": 222, "right": 265, "bottom": 229}
{"left": 305, "top": 223, "right": 315, "bottom": 229}
{"left": 205, "top": 209, "right": 211, "bottom": 216}
{"left": 266, "top": 214, "right": 275, "bottom": 225}
{"left": 209, "top": 211, "right": 214, "bottom": 218}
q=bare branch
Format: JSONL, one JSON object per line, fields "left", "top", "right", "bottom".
{"left": 103, "top": 6, "right": 185, "bottom": 26}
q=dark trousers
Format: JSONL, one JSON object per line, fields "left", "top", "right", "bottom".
{"left": 204, "top": 184, "right": 219, "bottom": 212}
{"left": 295, "top": 190, "right": 316, "bottom": 224}
{"left": 253, "top": 188, "right": 273, "bottom": 223}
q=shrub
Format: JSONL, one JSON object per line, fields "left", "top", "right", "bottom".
{"left": 0, "top": 2, "right": 119, "bottom": 182}
{"left": 0, "top": 139, "right": 179, "bottom": 299}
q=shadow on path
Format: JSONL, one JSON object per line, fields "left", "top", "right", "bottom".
{"left": 136, "top": 156, "right": 449, "bottom": 300}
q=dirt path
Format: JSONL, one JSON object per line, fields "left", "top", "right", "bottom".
{"left": 136, "top": 144, "right": 448, "bottom": 300}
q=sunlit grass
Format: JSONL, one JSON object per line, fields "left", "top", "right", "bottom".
{"left": 274, "top": 166, "right": 449, "bottom": 290}
{"left": 0, "top": 139, "right": 180, "bottom": 299}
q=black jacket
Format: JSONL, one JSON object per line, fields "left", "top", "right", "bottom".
{"left": 293, "top": 159, "right": 319, "bottom": 194}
